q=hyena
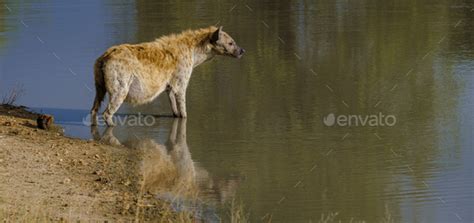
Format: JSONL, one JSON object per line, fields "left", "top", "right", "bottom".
{"left": 91, "top": 26, "right": 245, "bottom": 126}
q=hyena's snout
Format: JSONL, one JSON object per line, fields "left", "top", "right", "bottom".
{"left": 235, "top": 47, "right": 245, "bottom": 59}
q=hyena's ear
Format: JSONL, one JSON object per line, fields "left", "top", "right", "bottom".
{"left": 210, "top": 26, "right": 223, "bottom": 44}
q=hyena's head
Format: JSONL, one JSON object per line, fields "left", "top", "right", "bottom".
{"left": 209, "top": 26, "right": 245, "bottom": 58}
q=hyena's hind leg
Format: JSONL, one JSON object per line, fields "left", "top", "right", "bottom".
{"left": 103, "top": 88, "right": 128, "bottom": 126}
{"left": 102, "top": 70, "right": 133, "bottom": 126}
{"left": 91, "top": 60, "right": 107, "bottom": 126}
{"left": 90, "top": 85, "right": 106, "bottom": 126}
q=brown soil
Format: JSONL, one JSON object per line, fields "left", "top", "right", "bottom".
{"left": 0, "top": 105, "right": 181, "bottom": 222}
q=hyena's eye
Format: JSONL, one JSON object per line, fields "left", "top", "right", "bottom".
{"left": 228, "top": 42, "right": 233, "bottom": 46}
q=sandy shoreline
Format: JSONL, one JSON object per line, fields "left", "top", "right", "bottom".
{"left": 0, "top": 105, "right": 183, "bottom": 221}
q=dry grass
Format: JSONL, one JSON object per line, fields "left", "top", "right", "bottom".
{"left": 1, "top": 205, "right": 59, "bottom": 223}
{"left": 315, "top": 212, "right": 370, "bottom": 223}
{"left": 381, "top": 204, "right": 394, "bottom": 223}
{"left": 1, "top": 83, "right": 25, "bottom": 105}
{"left": 1, "top": 203, "right": 192, "bottom": 222}
{"left": 228, "top": 199, "right": 249, "bottom": 223}
{"left": 132, "top": 189, "right": 249, "bottom": 222}
{"left": 318, "top": 212, "right": 339, "bottom": 223}
{"left": 1, "top": 199, "right": 250, "bottom": 223}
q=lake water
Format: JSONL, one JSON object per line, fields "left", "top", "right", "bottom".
{"left": 1, "top": 0, "right": 473, "bottom": 222}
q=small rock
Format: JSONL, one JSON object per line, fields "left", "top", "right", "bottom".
{"left": 63, "top": 178, "right": 71, "bottom": 184}
{"left": 3, "top": 121, "right": 12, "bottom": 126}
{"left": 95, "top": 177, "right": 109, "bottom": 183}
{"left": 122, "top": 203, "right": 131, "bottom": 214}
{"left": 93, "top": 170, "right": 104, "bottom": 175}
{"left": 37, "top": 114, "right": 54, "bottom": 130}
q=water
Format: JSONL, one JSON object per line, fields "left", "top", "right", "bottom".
{"left": 1, "top": 0, "right": 473, "bottom": 222}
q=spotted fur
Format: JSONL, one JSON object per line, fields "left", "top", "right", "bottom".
{"left": 90, "top": 26, "right": 244, "bottom": 126}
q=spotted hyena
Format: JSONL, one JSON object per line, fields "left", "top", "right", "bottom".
{"left": 90, "top": 26, "right": 245, "bottom": 126}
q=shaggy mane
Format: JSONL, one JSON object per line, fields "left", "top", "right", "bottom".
{"left": 154, "top": 26, "right": 218, "bottom": 48}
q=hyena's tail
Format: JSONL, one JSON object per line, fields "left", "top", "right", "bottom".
{"left": 90, "top": 57, "right": 106, "bottom": 125}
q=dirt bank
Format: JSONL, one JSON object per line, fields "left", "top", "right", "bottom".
{"left": 0, "top": 105, "right": 186, "bottom": 222}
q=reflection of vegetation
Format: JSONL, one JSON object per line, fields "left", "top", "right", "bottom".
{"left": 131, "top": 1, "right": 472, "bottom": 222}
{"left": 0, "top": 3, "right": 7, "bottom": 48}
{"left": 0, "top": 1, "right": 19, "bottom": 51}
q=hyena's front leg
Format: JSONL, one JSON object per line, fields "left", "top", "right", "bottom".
{"left": 167, "top": 88, "right": 180, "bottom": 117}
{"left": 170, "top": 67, "right": 191, "bottom": 118}
{"left": 175, "top": 91, "right": 187, "bottom": 118}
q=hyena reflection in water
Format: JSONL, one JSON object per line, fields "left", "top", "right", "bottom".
{"left": 91, "top": 119, "right": 240, "bottom": 211}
